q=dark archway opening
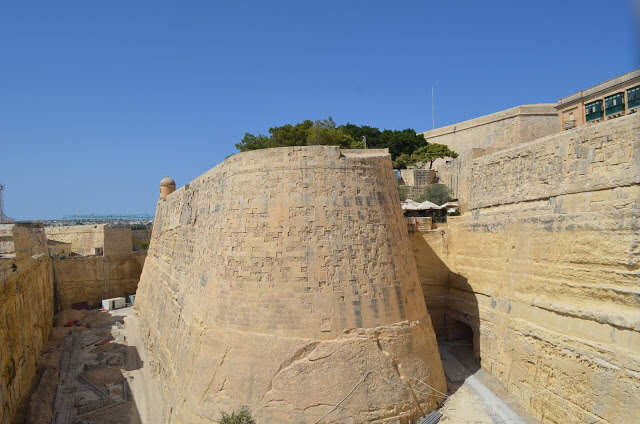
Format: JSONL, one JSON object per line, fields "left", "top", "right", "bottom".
{"left": 440, "top": 317, "right": 480, "bottom": 380}
{"left": 447, "top": 319, "right": 474, "bottom": 341}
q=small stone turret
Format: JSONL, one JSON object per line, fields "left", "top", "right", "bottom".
{"left": 159, "top": 176, "right": 176, "bottom": 199}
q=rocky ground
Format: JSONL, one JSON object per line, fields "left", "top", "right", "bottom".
{"left": 15, "top": 307, "right": 162, "bottom": 424}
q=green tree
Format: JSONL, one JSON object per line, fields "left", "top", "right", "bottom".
{"left": 235, "top": 118, "right": 439, "bottom": 162}
{"left": 236, "top": 117, "right": 357, "bottom": 151}
{"left": 392, "top": 153, "right": 411, "bottom": 169}
{"left": 339, "top": 125, "right": 427, "bottom": 159}
{"left": 270, "top": 120, "right": 314, "bottom": 146}
{"left": 219, "top": 407, "right": 255, "bottom": 424}
{"left": 410, "top": 143, "right": 459, "bottom": 169}
{"left": 235, "top": 133, "right": 271, "bottom": 152}
{"left": 397, "top": 185, "right": 409, "bottom": 201}
{"left": 415, "top": 184, "right": 452, "bottom": 205}
{"left": 306, "top": 117, "right": 356, "bottom": 147}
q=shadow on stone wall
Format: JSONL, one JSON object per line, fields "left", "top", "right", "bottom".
{"left": 410, "top": 233, "right": 480, "bottom": 394}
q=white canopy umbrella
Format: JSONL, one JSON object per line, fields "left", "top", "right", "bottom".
{"left": 401, "top": 199, "right": 422, "bottom": 210}
{"left": 401, "top": 199, "right": 443, "bottom": 211}
{"left": 417, "top": 200, "right": 443, "bottom": 210}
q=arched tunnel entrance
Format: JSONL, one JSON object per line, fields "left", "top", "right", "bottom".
{"left": 447, "top": 319, "right": 474, "bottom": 341}
{"left": 441, "top": 317, "right": 480, "bottom": 378}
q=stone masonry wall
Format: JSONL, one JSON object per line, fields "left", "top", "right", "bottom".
{"left": 45, "top": 225, "right": 133, "bottom": 257}
{"left": 103, "top": 226, "right": 132, "bottom": 256}
{"left": 0, "top": 226, "right": 54, "bottom": 423}
{"left": 420, "top": 104, "right": 558, "bottom": 155}
{"left": 466, "top": 113, "right": 639, "bottom": 209}
{"left": 45, "top": 225, "right": 105, "bottom": 256}
{"left": 135, "top": 146, "right": 445, "bottom": 423}
{"left": 53, "top": 251, "right": 146, "bottom": 310}
{"left": 410, "top": 114, "right": 640, "bottom": 423}
{"left": 420, "top": 104, "right": 559, "bottom": 206}
{"left": 408, "top": 230, "right": 450, "bottom": 336}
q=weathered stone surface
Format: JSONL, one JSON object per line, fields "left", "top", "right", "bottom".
{"left": 411, "top": 114, "right": 640, "bottom": 423}
{"left": 135, "top": 146, "right": 446, "bottom": 423}
{"left": 0, "top": 224, "right": 54, "bottom": 423}
{"left": 420, "top": 104, "right": 559, "bottom": 155}
{"left": 421, "top": 104, "right": 559, "bottom": 203}
{"left": 46, "top": 224, "right": 133, "bottom": 256}
{"left": 467, "top": 112, "right": 640, "bottom": 210}
{"left": 53, "top": 251, "right": 146, "bottom": 310}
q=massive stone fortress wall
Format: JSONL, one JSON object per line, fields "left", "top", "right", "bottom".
{"left": 421, "top": 104, "right": 559, "bottom": 205}
{"left": 420, "top": 104, "right": 558, "bottom": 156}
{"left": 135, "top": 146, "right": 445, "bottom": 423}
{"left": 0, "top": 224, "right": 54, "bottom": 423}
{"left": 466, "top": 113, "right": 639, "bottom": 209}
{"left": 53, "top": 252, "right": 145, "bottom": 310}
{"left": 409, "top": 230, "right": 450, "bottom": 335}
{"left": 440, "top": 109, "right": 637, "bottom": 210}
{"left": 44, "top": 224, "right": 143, "bottom": 308}
{"left": 411, "top": 114, "right": 640, "bottom": 423}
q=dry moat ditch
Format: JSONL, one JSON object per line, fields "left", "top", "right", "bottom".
{"left": 13, "top": 307, "right": 162, "bottom": 424}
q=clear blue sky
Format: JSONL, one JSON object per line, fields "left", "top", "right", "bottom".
{"left": 1, "top": 1, "right": 638, "bottom": 220}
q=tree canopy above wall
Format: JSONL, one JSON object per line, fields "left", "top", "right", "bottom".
{"left": 235, "top": 117, "right": 457, "bottom": 168}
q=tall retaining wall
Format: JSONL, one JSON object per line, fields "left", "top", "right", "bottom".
{"left": 0, "top": 225, "right": 54, "bottom": 423}
{"left": 53, "top": 251, "right": 146, "bottom": 310}
{"left": 135, "top": 146, "right": 445, "bottom": 423}
{"left": 411, "top": 114, "right": 640, "bottom": 423}
{"left": 420, "top": 104, "right": 559, "bottom": 207}
{"left": 45, "top": 225, "right": 133, "bottom": 256}
{"left": 420, "top": 104, "right": 558, "bottom": 156}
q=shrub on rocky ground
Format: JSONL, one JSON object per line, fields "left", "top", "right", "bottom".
{"left": 219, "top": 407, "right": 255, "bottom": 424}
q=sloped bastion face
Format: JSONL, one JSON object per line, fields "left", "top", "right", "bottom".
{"left": 134, "top": 146, "right": 446, "bottom": 423}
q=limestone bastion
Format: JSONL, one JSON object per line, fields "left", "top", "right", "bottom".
{"left": 134, "top": 146, "right": 446, "bottom": 423}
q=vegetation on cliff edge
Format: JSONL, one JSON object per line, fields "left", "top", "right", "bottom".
{"left": 235, "top": 117, "right": 458, "bottom": 167}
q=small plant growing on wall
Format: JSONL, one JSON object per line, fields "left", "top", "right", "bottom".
{"left": 219, "top": 406, "right": 255, "bottom": 424}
